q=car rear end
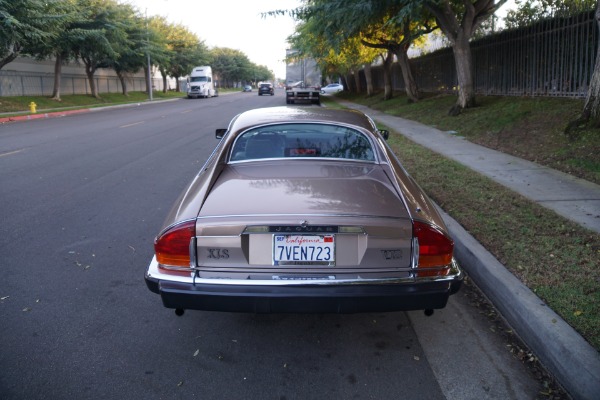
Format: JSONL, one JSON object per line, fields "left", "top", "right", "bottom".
{"left": 145, "top": 161, "right": 462, "bottom": 313}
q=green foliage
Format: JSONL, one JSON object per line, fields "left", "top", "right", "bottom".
{"left": 0, "top": 0, "right": 69, "bottom": 68}
{"left": 211, "top": 47, "right": 273, "bottom": 86}
{"left": 1, "top": 0, "right": 269, "bottom": 92}
{"left": 504, "top": 0, "right": 596, "bottom": 29}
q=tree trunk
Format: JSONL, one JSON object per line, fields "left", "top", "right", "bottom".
{"left": 449, "top": 33, "right": 477, "bottom": 116}
{"left": 364, "top": 63, "right": 374, "bottom": 97}
{"left": 51, "top": 52, "right": 63, "bottom": 101}
{"left": 116, "top": 71, "right": 128, "bottom": 96}
{"left": 84, "top": 61, "right": 99, "bottom": 98}
{"left": 353, "top": 69, "right": 362, "bottom": 94}
{"left": 0, "top": 44, "right": 20, "bottom": 70}
{"left": 579, "top": 0, "right": 600, "bottom": 127}
{"left": 340, "top": 76, "right": 349, "bottom": 93}
{"left": 395, "top": 48, "right": 419, "bottom": 103}
{"left": 162, "top": 72, "right": 167, "bottom": 93}
{"left": 345, "top": 73, "right": 354, "bottom": 93}
{"left": 382, "top": 51, "right": 394, "bottom": 100}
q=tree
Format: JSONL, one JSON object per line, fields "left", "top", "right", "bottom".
{"left": 0, "top": 0, "right": 66, "bottom": 70}
{"left": 312, "top": 0, "right": 437, "bottom": 102}
{"left": 162, "top": 23, "right": 208, "bottom": 92}
{"left": 211, "top": 47, "right": 265, "bottom": 87}
{"left": 111, "top": 8, "right": 147, "bottom": 96}
{"left": 147, "top": 16, "right": 175, "bottom": 94}
{"left": 568, "top": 0, "right": 600, "bottom": 131}
{"left": 269, "top": 0, "right": 436, "bottom": 101}
{"left": 71, "top": 0, "right": 127, "bottom": 98}
{"left": 504, "top": 0, "right": 595, "bottom": 29}
{"left": 421, "top": 0, "right": 508, "bottom": 115}
{"left": 19, "top": 0, "right": 79, "bottom": 100}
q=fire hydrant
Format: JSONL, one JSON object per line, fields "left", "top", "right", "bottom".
{"left": 29, "top": 102, "right": 37, "bottom": 114}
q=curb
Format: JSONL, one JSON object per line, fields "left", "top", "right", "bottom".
{"left": 0, "top": 96, "right": 186, "bottom": 124}
{"left": 440, "top": 209, "right": 600, "bottom": 400}
{"left": 0, "top": 108, "right": 91, "bottom": 123}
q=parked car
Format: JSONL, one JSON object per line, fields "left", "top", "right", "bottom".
{"left": 321, "top": 83, "right": 344, "bottom": 94}
{"left": 145, "top": 106, "right": 462, "bottom": 315}
{"left": 242, "top": 85, "right": 252, "bottom": 92}
{"left": 258, "top": 83, "right": 274, "bottom": 96}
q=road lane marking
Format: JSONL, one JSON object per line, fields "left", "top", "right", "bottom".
{"left": 0, "top": 149, "right": 24, "bottom": 157}
{"left": 119, "top": 121, "right": 145, "bottom": 128}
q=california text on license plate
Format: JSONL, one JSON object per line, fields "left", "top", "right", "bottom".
{"left": 273, "top": 235, "right": 335, "bottom": 265}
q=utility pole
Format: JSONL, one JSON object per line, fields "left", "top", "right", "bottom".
{"left": 146, "top": 9, "right": 153, "bottom": 101}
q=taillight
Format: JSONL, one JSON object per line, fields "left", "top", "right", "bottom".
{"left": 154, "top": 220, "right": 195, "bottom": 275}
{"left": 413, "top": 221, "right": 453, "bottom": 276}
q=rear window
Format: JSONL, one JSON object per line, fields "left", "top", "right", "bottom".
{"left": 229, "top": 123, "right": 375, "bottom": 162}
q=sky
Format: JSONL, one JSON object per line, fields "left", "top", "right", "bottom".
{"left": 126, "top": 0, "right": 302, "bottom": 79}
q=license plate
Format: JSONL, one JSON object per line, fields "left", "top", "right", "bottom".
{"left": 273, "top": 235, "right": 335, "bottom": 265}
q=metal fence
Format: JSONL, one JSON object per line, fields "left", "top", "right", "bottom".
{"left": 363, "top": 9, "right": 597, "bottom": 98}
{"left": 0, "top": 70, "right": 165, "bottom": 97}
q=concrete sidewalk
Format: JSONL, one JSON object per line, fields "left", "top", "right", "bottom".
{"left": 340, "top": 101, "right": 600, "bottom": 400}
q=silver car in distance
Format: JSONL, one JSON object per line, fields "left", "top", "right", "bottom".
{"left": 145, "top": 106, "right": 463, "bottom": 315}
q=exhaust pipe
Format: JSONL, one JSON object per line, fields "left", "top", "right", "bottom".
{"left": 175, "top": 308, "right": 185, "bottom": 316}
{"left": 424, "top": 309, "right": 434, "bottom": 316}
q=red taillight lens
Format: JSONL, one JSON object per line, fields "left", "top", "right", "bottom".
{"left": 413, "top": 221, "right": 454, "bottom": 273}
{"left": 154, "top": 220, "right": 195, "bottom": 273}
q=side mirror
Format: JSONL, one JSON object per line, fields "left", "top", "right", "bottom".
{"left": 215, "top": 129, "right": 227, "bottom": 139}
{"left": 379, "top": 130, "right": 389, "bottom": 140}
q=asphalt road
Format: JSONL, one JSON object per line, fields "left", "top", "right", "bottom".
{"left": 1, "top": 90, "right": 545, "bottom": 399}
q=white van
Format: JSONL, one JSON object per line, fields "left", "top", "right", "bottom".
{"left": 187, "top": 66, "right": 218, "bottom": 98}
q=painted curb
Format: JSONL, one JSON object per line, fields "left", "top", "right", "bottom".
{"left": 0, "top": 108, "right": 91, "bottom": 124}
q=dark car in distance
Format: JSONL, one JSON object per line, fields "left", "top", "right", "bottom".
{"left": 258, "top": 83, "right": 274, "bottom": 96}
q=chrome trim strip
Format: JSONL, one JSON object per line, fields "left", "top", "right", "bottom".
{"left": 196, "top": 213, "right": 405, "bottom": 220}
{"left": 411, "top": 237, "right": 419, "bottom": 270}
{"left": 189, "top": 237, "right": 197, "bottom": 268}
{"left": 229, "top": 157, "right": 377, "bottom": 165}
{"left": 152, "top": 259, "right": 462, "bottom": 287}
{"left": 156, "top": 218, "right": 197, "bottom": 240}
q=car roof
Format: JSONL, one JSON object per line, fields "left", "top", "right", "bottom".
{"left": 228, "top": 106, "right": 377, "bottom": 134}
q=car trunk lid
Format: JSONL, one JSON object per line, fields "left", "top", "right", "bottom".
{"left": 198, "top": 161, "right": 408, "bottom": 219}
